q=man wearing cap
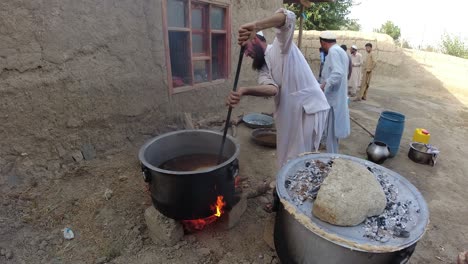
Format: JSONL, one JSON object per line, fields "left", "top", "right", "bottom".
{"left": 226, "top": 8, "right": 330, "bottom": 167}
{"left": 349, "top": 45, "right": 363, "bottom": 97}
{"left": 319, "top": 31, "right": 350, "bottom": 153}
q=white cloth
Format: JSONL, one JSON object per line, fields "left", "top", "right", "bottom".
{"left": 349, "top": 52, "right": 363, "bottom": 94}
{"left": 321, "top": 44, "right": 351, "bottom": 153}
{"left": 325, "top": 108, "right": 339, "bottom": 153}
{"left": 259, "top": 8, "right": 330, "bottom": 167}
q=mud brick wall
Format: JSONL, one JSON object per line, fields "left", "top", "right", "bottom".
{"left": 0, "top": 0, "right": 282, "bottom": 177}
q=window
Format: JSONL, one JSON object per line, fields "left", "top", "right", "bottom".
{"left": 163, "top": 0, "right": 230, "bottom": 93}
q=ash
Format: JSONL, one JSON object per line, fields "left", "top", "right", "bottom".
{"left": 285, "top": 159, "right": 333, "bottom": 206}
{"left": 285, "top": 159, "right": 420, "bottom": 243}
{"left": 363, "top": 167, "right": 418, "bottom": 243}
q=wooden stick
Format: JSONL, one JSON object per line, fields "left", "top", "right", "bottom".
{"left": 350, "top": 116, "right": 374, "bottom": 138}
{"left": 218, "top": 46, "right": 246, "bottom": 163}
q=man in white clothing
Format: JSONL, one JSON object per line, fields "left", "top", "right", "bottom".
{"left": 226, "top": 9, "right": 330, "bottom": 167}
{"left": 349, "top": 45, "right": 363, "bottom": 97}
{"left": 319, "top": 32, "right": 350, "bottom": 153}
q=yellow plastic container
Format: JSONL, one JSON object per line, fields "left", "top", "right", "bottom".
{"left": 412, "top": 128, "right": 430, "bottom": 144}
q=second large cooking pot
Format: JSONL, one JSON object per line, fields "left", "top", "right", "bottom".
{"left": 275, "top": 154, "right": 429, "bottom": 264}
{"left": 139, "top": 130, "right": 240, "bottom": 220}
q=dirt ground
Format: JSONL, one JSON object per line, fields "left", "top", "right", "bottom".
{"left": 1, "top": 49, "right": 468, "bottom": 264}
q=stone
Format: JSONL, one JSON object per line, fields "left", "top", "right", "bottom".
{"left": 56, "top": 145, "right": 67, "bottom": 158}
{"left": 258, "top": 196, "right": 269, "bottom": 204}
{"left": 263, "top": 215, "right": 275, "bottom": 250}
{"left": 269, "top": 181, "right": 276, "bottom": 189}
{"left": 0, "top": 248, "right": 5, "bottom": 256}
{"left": 144, "top": 206, "right": 183, "bottom": 246}
{"left": 66, "top": 118, "right": 83, "bottom": 128}
{"left": 197, "top": 247, "right": 211, "bottom": 257}
{"left": 96, "top": 256, "right": 108, "bottom": 264}
{"left": 313, "top": 159, "right": 386, "bottom": 226}
{"left": 5, "top": 250, "right": 13, "bottom": 259}
{"left": 218, "top": 195, "right": 247, "bottom": 230}
{"left": 81, "top": 143, "right": 96, "bottom": 160}
{"left": 104, "top": 188, "right": 113, "bottom": 200}
{"left": 71, "top": 151, "right": 83, "bottom": 162}
{"left": 39, "top": 240, "right": 48, "bottom": 250}
{"left": 118, "top": 175, "right": 128, "bottom": 181}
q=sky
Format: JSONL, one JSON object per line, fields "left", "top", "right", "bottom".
{"left": 349, "top": 0, "right": 468, "bottom": 48}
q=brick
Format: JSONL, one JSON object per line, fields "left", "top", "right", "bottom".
{"left": 144, "top": 206, "right": 183, "bottom": 246}
{"left": 263, "top": 215, "right": 275, "bottom": 250}
{"left": 218, "top": 195, "right": 247, "bottom": 230}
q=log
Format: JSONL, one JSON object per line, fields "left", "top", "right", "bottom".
{"left": 183, "top": 113, "right": 194, "bottom": 129}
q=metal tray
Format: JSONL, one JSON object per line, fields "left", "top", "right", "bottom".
{"left": 242, "top": 113, "right": 274, "bottom": 129}
{"left": 251, "top": 128, "right": 276, "bottom": 148}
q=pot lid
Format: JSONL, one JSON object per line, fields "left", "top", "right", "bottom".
{"left": 276, "top": 154, "right": 429, "bottom": 253}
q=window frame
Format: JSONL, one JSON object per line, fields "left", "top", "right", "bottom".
{"left": 162, "top": 0, "right": 231, "bottom": 94}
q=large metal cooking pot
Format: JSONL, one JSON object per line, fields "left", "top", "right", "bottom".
{"left": 138, "top": 130, "right": 239, "bottom": 220}
{"left": 275, "top": 153, "right": 429, "bottom": 264}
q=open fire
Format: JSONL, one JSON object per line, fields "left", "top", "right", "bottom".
{"left": 181, "top": 196, "right": 226, "bottom": 232}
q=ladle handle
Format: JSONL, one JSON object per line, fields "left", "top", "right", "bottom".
{"left": 218, "top": 46, "right": 246, "bottom": 164}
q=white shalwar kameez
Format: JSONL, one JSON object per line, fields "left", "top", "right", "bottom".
{"left": 349, "top": 52, "right": 363, "bottom": 95}
{"left": 321, "top": 44, "right": 351, "bottom": 153}
{"left": 257, "top": 9, "right": 330, "bottom": 167}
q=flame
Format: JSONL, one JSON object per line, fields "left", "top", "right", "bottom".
{"left": 212, "top": 196, "right": 225, "bottom": 217}
{"left": 182, "top": 196, "right": 225, "bottom": 232}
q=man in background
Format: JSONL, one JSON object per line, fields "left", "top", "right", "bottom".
{"left": 340, "top": 44, "right": 352, "bottom": 81}
{"left": 355, "top": 43, "right": 376, "bottom": 101}
{"left": 349, "top": 45, "right": 363, "bottom": 97}
{"left": 319, "top": 32, "right": 350, "bottom": 153}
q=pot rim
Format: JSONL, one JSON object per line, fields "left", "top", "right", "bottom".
{"left": 138, "top": 129, "right": 240, "bottom": 175}
{"left": 409, "top": 142, "right": 432, "bottom": 154}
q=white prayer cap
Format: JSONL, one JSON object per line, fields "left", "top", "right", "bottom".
{"left": 351, "top": 45, "right": 357, "bottom": 50}
{"left": 256, "top": 31, "right": 264, "bottom": 37}
{"left": 319, "top": 31, "right": 336, "bottom": 40}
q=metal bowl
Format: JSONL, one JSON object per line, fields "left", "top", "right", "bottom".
{"left": 242, "top": 113, "right": 274, "bottom": 129}
{"left": 251, "top": 128, "right": 276, "bottom": 148}
{"left": 408, "top": 142, "right": 434, "bottom": 166}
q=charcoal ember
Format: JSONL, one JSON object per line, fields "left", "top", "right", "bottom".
{"left": 394, "top": 229, "right": 410, "bottom": 238}
{"left": 377, "top": 216, "right": 386, "bottom": 227}
{"left": 361, "top": 168, "right": 418, "bottom": 243}
{"left": 285, "top": 159, "right": 333, "bottom": 206}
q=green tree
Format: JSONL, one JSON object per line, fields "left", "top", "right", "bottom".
{"left": 374, "top": 21, "right": 401, "bottom": 41}
{"left": 285, "top": 0, "right": 360, "bottom": 31}
{"left": 440, "top": 33, "right": 468, "bottom": 59}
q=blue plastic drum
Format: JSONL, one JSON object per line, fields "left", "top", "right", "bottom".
{"left": 374, "top": 111, "right": 405, "bottom": 157}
